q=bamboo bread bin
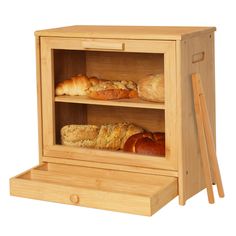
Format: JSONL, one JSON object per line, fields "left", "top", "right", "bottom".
{"left": 10, "top": 26, "right": 217, "bottom": 216}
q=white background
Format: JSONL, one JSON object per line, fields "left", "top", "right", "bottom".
{"left": 0, "top": 0, "right": 235, "bottom": 235}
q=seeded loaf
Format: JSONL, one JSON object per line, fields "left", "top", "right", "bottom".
{"left": 61, "top": 123, "right": 143, "bottom": 150}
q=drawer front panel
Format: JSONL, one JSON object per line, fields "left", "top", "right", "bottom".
{"left": 10, "top": 163, "right": 178, "bottom": 216}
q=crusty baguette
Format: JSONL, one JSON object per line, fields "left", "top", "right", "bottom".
{"left": 89, "top": 89, "right": 138, "bottom": 100}
{"left": 88, "top": 80, "right": 138, "bottom": 100}
{"left": 138, "top": 74, "right": 164, "bottom": 102}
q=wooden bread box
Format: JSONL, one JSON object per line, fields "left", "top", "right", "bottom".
{"left": 10, "top": 25, "right": 216, "bottom": 216}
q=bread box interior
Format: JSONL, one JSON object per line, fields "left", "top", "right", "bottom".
{"left": 10, "top": 26, "right": 216, "bottom": 216}
{"left": 54, "top": 50, "right": 165, "bottom": 156}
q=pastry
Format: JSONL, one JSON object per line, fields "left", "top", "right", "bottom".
{"left": 55, "top": 75, "right": 100, "bottom": 96}
{"left": 123, "top": 132, "right": 165, "bottom": 156}
{"left": 138, "top": 73, "right": 164, "bottom": 102}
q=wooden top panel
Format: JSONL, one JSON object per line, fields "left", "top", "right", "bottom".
{"left": 35, "top": 25, "right": 216, "bottom": 40}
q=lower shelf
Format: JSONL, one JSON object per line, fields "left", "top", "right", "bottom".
{"left": 10, "top": 162, "right": 177, "bottom": 216}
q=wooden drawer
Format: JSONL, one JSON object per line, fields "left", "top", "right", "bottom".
{"left": 10, "top": 163, "right": 177, "bottom": 216}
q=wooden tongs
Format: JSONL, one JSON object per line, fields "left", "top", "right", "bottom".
{"left": 192, "top": 73, "right": 224, "bottom": 203}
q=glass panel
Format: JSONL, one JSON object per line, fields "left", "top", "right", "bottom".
{"left": 53, "top": 49, "right": 165, "bottom": 158}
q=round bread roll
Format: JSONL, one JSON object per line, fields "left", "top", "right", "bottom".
{"left": 138, "top": 74, "right": 164, "bottom": 102}
{"left": 123, "top": 132, "right": 165, "bottom": 156}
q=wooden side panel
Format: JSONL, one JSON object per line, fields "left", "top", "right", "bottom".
{"left": 177, "top": 32, "right": 215, "bottom": 204}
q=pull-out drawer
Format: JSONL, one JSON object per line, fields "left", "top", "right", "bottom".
{"left": 10, "top": 163, "right": 177, "bottom": 216}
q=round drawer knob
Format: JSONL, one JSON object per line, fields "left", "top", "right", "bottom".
{"left": 70, "top": 194, "right": 80, "bottom": 204}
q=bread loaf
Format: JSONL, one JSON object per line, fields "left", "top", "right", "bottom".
{"left": 95, "top": 123, "right": 143, "bottom": 150}
{"left": 88, "top": 80, "right": 138, "bottom": 100}
{"left": 55, "top": 75, "right": 100, "bottom": 96}
{"left": 138, "top": 74, "right": 164, "bottom": 102}
{"left": 61, "top": 125, "right": 99, "bottom": 148}
{"left": 123, "top": 132, "right": 165, "bottom": 156}
{"left": 61, "top": 123, "right": 143, "bottom": 150}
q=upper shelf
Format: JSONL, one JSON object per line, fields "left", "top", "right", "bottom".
{"left": 55, "top": 95, "right": 165, "bottom": 110}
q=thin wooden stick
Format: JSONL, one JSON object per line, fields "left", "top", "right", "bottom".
{"left": 197, "top": 76, "right": 224, "bottom": 198}
{"left": 192, "top": 73, "right": 215, "bottom": 203}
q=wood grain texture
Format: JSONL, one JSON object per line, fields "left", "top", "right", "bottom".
{"left": 87, "top": 105, "right": 165, "bottom": 132}
{"left": 43, "top": 156, "right": 178, "bottom": 177}
{"left": 10, "top": 164, "right": 177, "bottom": 216}
{"left": 195, "top": 73, "right": 224, "bottom": 198}
{"left": 164, "top": 41, "right": 177, "bottom": 168}
{"left": 54, "top": 49, "right": 86, "bottom": 83}
{"left": 192, "top": 73, "right": 214, "bottom": 203}
{"left": 43, "top": 145, "right": 175, "bottom": 170}
{"left": 35, "top": 25, "right": 216, "bottom": 40}
{"left": 35, "top": 36, "right": 43, "bottom": 163}
{"left": 177, "top": 32, "right": 216, "bottom": 204}
{"left": 86, "top": 51, "right": 164, "bottom": 82}
{"left": 41, "top": 39, "right": 55, "bottom": 148}
{"left": 55, "top": 95, "right": 165, "bottom": 110}
{"left": 39, "top": 37, "right": 175, "bottom": 53}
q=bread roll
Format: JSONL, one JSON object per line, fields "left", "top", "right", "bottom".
{"left": 55, "top": 75, "right": 100, "bottom": 96}
{"left": 120, "top": 124, "right": 145, "bottom": 149}
{"left": 138, "top": 74, "right": 164, "bottom": 102}
{"left": 123, "top": 133, "right": 153, "bottom": 152}
{"left": 135, "top": 137, "right": 165, "bottom": 156}
{"left": 123, "top": 132, "right": 165, "bottom": 156}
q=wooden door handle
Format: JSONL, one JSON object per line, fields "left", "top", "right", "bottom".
{"left": 82, "top": 41, "right": 124, "bottom": 51}
{"left": 70, "top": 194, "right": 80, "bottom": 204}
{"left": 192, "top": 51, "right": 205, "bottom": 63}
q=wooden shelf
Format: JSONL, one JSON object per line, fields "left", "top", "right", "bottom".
{"left": 54, "top": 95, "right": 165, "bottom": 110}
